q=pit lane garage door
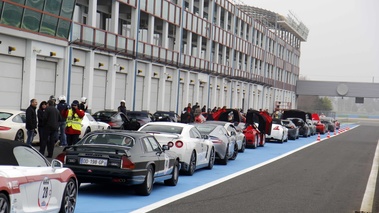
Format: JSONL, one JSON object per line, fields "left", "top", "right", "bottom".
{"left": 70, "top": 66, "right": 84, "bottom": 102}
{"left": 189, "top": 84, "right": 195, "bottom": 104}
{"left": 135, "top": 76, "right": 144, "bottom": 110}
{"left": 164, "top": 81, "right": 172, "bottom": 111}
{"left": 36, "top": 60, "right": 57, "bottom": 102}
{"left": 150, "top": 78, "right": 159, "bottom": 112}
{"left": 0, "top": 55, "right": 23, "bottom": 109}
{"left": 92, "top": 69, "right": 107, "bottom": 113}
{"left": 199, "top": 86, "right": 204, "bottom": 106}
{"left": 115, "top": 72, "right": 128, "bottom": 108}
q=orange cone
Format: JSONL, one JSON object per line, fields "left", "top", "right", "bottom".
{"left": 327, "top": 131, "right": 330, "bottom": 139}
{"left": 317, "top": 133, "right": 321, "bottom": 141}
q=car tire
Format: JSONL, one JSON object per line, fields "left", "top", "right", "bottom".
{"left": 14, "top": 129, "right": 24, "bottom": 143}
{"left": 84, "top": 127, "right": 91, "bottom": 136}
{"left": 184, "top": 151, "right": 196, "bottom": 176}
{"left": 252, "top": 135, "right": 258, "bottom": 149}
{"left": 260, "top": 134, "right": 265, "bottom": 147}
{"left": 164, "top": 160, "right": 179, "bottom": 186}
{"left": 0, "top": 193, "right": 9, "bottom": 213}
{"left": 239, "top": 137, "right": 246, "bottom": 152}
{"left": 230, "top": 144, "right": 238, "bottom": 160}
{"left": 207, "top": 148, "right": 215, "bottom": 169}
{"left": 135, "top": 165, "right": 154, "bottom": 196}
{"left": 219, "top": 147, "right": 229, "bottom": 165}
{"left": 59, "top": 178, "right": 77, "bottom": 213}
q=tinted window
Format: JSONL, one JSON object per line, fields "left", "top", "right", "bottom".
{"left": 140, "top": 125, "right": 183, "bottom": 134}
{"left": 82, "top": 134, "right": 134, "bottom": 147}
{"left": 14, "top": 146, "right": 48, "bottom": 167}
{"left": 0, "top": 112, "right": 12, "bottom": 121}
{"left": 13, "top": 114, "right": 25, "bottom": 123}
{"left": 196, "top": 125, "right": 216, "bottom": 134}
{"left": 190, "top": 128, "right": 201, "bottom": 138}
{"left": 147, "top": 137, "right": 161, "bottom": 152}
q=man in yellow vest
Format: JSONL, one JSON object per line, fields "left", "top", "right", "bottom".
{"left": 63, "top": 100, "right": 85, "bottom": 146}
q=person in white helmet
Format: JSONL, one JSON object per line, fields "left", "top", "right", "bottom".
{"left": 118, "top": 100, "right": 127, "bottom": 114}
{"left": 79, "top": 97, "right": 88, "bottom": 112}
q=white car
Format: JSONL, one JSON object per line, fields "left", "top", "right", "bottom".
{"left": 0, "top": 139, "right": 78, "bottom": 212}
{"left": 0, "top": 109, "right": 29, "bottom": 143}
{"left": 138, "top": 122, "right": 215, "bottom": 176}
{"left": 266, "top": 119, "right": 289, "bottom": 143}
{"left": 205, "top": 121, "right": 246, "bottom": 152}
{"left": 80, "top": 113, "right": 110, "bottom": 138}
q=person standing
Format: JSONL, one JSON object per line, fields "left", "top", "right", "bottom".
{"left": 64, "top": 100, "right": 85, "bottom": 146}
{"left": 37, "top": 101, "right": 47, "bottom": 145}
{"left": 41, "top": 99, "right": 60, "bottom": 158}
{"left": 57, "top": 95, "right": 69, "bottom": 147}
{"left": 118, "top": 100, "right": 127, "bottom": 114}
{"left": 79, "top": 97, "right": 88, "bottom": 112}
{"left": 25, "top": 99, "right": 38, "bottom": 145}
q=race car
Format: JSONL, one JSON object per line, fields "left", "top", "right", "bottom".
{"left": 0, "top": 139, "right": 78, "bottom": 213}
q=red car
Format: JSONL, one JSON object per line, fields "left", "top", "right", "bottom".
{"left": 245, "top": 110, "right": 272, "bottom": 148}
{"left": 312, "top": 113, "right": 327, "bottom": 134}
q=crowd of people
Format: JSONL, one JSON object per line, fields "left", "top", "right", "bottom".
{"left": 25, "top": 95, "right": 88, "bottom": 158}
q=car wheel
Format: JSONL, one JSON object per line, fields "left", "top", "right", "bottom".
{"left": 0, "top": 193, "right": 9, "bottom": 213}
{"left": 279, "top": 135, "right": 284, "bottom": 143}
{"left": 252, "top": 135, "right": 258, "bottom": 149}
{"left": 59, "top": 178, "right": 77, "bottom": 213}
{"left": 135, "top": 165, "right": 154, "bottom": 196}
{"left": 207, "top": 148, "right": 215, "bottom": 169}
{"left": 14, "top": 130, "right": 24, "bottom": 143}
{"left": 185, "top": 151, "right": 196, "bottom": 176}
{"left": 84, "top": 127, "right": 91, "bottom": 136}
{"left": 219, "top": 146, "right": 229, "bottom": 165}
{"left": 230, "top": 144, "right": 238, "bottom": 160}
{"left": 260, "top": 134, "right": 265, "bottom": 147}
{"left": 239, "top": 137, "right": 246, "bottom": 152}
{"left": 164, "top": 160, "right": 179, "bottom": 186}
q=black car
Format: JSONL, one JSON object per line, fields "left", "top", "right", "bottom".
{"left": 92, "top": 110, "right": 140, "bottom": 130}
{"left": 56, "top": 130, "right": 180, "bottom": 196}
{"left": 153, "top": 111, "right": 180, "bottom": 122}
{"left": 287, "top": 118, "right": 310, "bottom": 137}
{"left": 282, "top": 110, "right": 310, "bottom": 137}
{"left": 126, "top": 111, "right": 154, "bottom": 125}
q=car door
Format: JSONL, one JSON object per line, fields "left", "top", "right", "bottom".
{"left": 189, "top": 127, "right": 208, "bottom": 165}
{"left": 142, "top": 137, "right": 165, "bottom": 177}
{"left": 14, "top": 146, "right": 64, "bottom": 211}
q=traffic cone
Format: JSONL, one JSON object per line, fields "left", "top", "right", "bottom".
{"left": 317, "top": 133, "right": 321, "bottom": 141}
{"left": 327, "top": 131, "right": 330, "bottom": 139}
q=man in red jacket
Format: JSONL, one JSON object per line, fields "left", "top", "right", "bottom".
{"left": 63, "top": 100, "right": 85, "bottom": 146}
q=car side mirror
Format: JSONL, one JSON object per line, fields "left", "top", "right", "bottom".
{"left": 202, "top": 135, "right": 209, "bottom": 139}
{"left": 162, "top": 145, "right": 170, "bottom": 150}
{"left": 230, "top": 131, "right": 236, "bottom": 136}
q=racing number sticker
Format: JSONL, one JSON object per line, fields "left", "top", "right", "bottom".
{"left": 38, "top": 177, "right": 52, "bottom": 210}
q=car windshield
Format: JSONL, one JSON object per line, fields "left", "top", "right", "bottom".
{"left": 140, "top": 125, "right": 183, "bottom": 134}
{"left": 80, "top": 134, "right": 135, "bottom": 147}
{"left": 0, "top": 112, "right": 12, "bottom": 121}
{"left": 195, "top": 125, "right": 216, "bottom": 134}
{"left": 154, "top": 112, "right": 172, "bottom": 117}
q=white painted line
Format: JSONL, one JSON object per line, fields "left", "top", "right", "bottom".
{"left": 131, "top": 138, "right": 324, "bottom": 213}
{"left": 360, "top": 139, "right": 379, "bottom": 212}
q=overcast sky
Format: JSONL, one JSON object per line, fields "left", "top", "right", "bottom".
{"left": 242, "top": 0, "right": 379, "bottom": 83}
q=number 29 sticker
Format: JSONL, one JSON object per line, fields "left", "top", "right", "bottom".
{"left": 38, "top": 177, "right": 52, "bottom": 210}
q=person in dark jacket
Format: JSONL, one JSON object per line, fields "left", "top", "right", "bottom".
{"left": 37, "top": 101, "right": 47, "bottom": 145}
{"left": 57, "top": 95, "right": 69, "bottom": 146}
{"left": 40, "top": 99, "right": 60, "bottom": 158}
{"left": 26, "top": 99, "right": 38, "bottom": 145}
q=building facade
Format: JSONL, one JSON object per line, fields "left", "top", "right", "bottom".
{"left": 0, "top": 0, "right": 308, "bottom": 114}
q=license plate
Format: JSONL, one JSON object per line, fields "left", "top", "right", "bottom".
{"left": 80, "top": 158, "right": 108, "bottom": 166}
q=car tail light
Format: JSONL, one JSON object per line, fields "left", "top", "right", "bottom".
{"left": 0, "top": 126, "right": 11, "bottom": 131}
{"left": 56, "top": 152, "right": 66, "bottom": 163}
{"left": 108, "top": 122, "right": 116, "bottom": 127}
{"left": 175, "top": 141, "right": 183, "bottom": 148}
{"left": 211, "top": 138, "right": 222, "bottom": 144}
{"left": 121, "top": 156, "right": 135, "bottom": 169}
{"left": 273, "top": 126, "right": 280, "bottom": 130}
{"left": 167, "top": 141, "right": 174, "bottom": 147}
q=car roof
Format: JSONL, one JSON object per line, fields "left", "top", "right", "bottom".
{"left": 89, "top": 129, "right": 153, "bottom": 138}
{"left": 0, "top": 139, "right": 30, "bottom": 165}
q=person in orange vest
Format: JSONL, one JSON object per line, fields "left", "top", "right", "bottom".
{"left": 63, "top": 100, "right": 85, "bottom": 146}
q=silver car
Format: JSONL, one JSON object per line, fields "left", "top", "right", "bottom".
{"left": 194, "top": 123, "right": 238, "bottom": 165}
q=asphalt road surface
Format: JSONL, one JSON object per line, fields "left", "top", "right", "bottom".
{"left": 150, "top": 122, "right": 379, "bottom": 213}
